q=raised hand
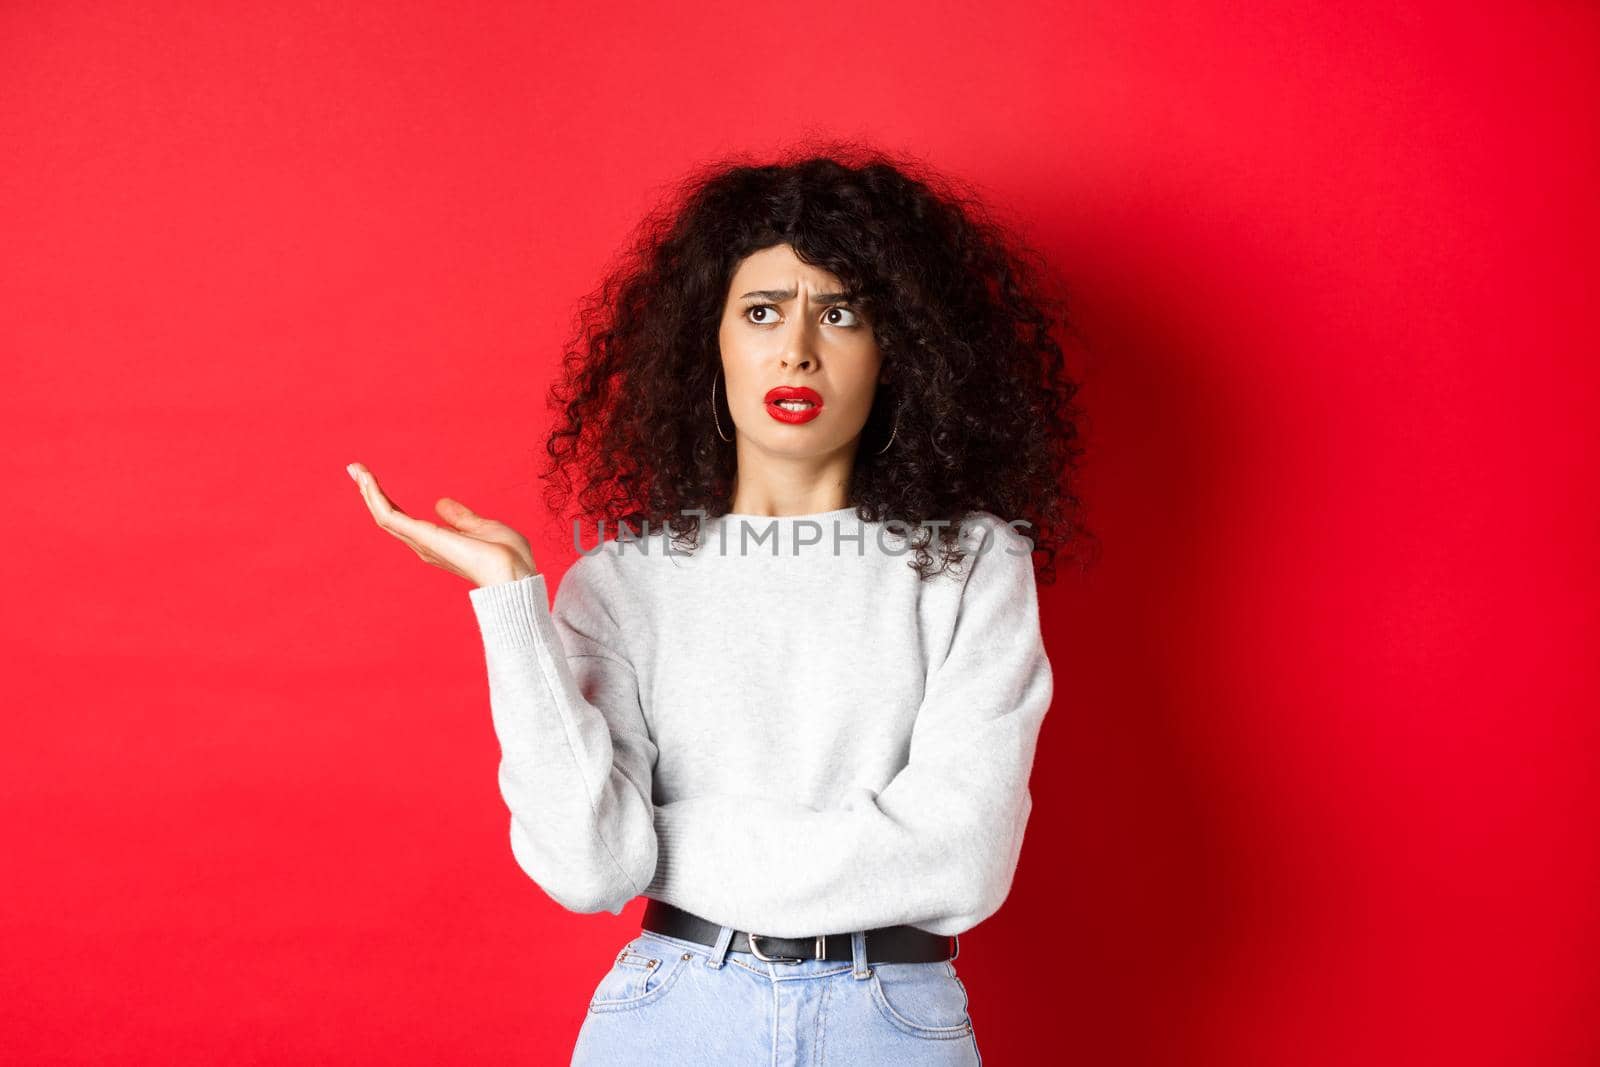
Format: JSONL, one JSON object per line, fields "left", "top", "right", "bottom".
{"left": 346, "top": 462, "right": 538, "bottom": 589}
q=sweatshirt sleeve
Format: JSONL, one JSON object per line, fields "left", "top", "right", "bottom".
{"left": 640, "top": 519, "right": 1053, "bottom": 938}
{"left": 467, "top": 555, "right": 657, "bottom": 915}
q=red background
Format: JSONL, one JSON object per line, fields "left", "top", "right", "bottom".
{"left": 2, "top": 3, "right": 1595, "bottom": 1063}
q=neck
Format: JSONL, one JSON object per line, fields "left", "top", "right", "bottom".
{"left": 727, "top": 444, "right": 857, "bottom": 517}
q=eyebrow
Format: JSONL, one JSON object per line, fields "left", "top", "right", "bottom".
{"left": 738, "top": 288, "right": 852, "bottom": 304}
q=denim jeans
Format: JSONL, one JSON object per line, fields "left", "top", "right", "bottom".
{"left": 570, "top": 924, "right": 983, "bottom": 1065}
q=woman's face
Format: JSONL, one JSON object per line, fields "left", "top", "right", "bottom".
{"left": 717, "top": 242, "right": 886, "bottom": 461}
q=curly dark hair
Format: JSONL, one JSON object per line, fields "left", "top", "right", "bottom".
{"left": 539, "top": 140, "right": 1093, "bottom": 584}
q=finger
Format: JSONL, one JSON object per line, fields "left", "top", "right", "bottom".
{"left": 349, "top": 463, "right": 386, "bottom": 519}
{"left": 436, "top": 497, "right": 531, "bottom": 555}
{"left": 372, "top": 498, "right": 453, "bottom": 553}
{"left": 352, "top": 466, "right": 387, "bottom": 520}
{"left": 435, "top": 496, "right": 488, "bottom": 529}
{"left": 355, "top": 465, "right": 410, "bottom": 518}
{"left": 352, "top": 468, "right": 450, "bottom": 551}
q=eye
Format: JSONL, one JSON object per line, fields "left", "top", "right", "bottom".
{"left": 741, "top": 303, "right": 863, "bottom": 327}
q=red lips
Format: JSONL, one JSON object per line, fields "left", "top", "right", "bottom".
{"left": 764, "top": 385, "right": 824, "bottom": 425}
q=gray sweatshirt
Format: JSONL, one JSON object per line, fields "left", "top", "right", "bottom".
{"left": 465, "top": 508, "right": 1053, "bottom": 938}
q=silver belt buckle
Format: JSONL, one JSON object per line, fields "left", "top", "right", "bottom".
{"left": 748, "top": 933, "right": 824, "bottom": 965}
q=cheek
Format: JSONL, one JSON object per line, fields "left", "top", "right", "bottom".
{"left": 854, "top": 367, "right": 887, "bottom": 411}
{"left": 717, "top": 330, "right": 743, "bottom": 378}
{"left": 719, "top": 355, "right": 760, "bottom": 407}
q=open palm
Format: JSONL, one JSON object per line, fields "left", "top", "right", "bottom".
{"left": 347, "top": 462, "right": 537, "bottom": 589}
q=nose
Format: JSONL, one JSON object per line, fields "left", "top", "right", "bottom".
{"left": 780, "top": 314, "right": 820, "bottom": 371}
{"left": 780, "top": 333, "right": 816, "bottom": 371}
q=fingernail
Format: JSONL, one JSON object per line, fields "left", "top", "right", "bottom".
{"left": 346, "top": 463, "right": 358, "bottom": 482}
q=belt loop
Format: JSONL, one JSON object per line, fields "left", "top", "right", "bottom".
{"left": 706, "top": 924, "right": 735, "bottom": 969}
{"left": 851, "top": 930, "right": 872, "bottom": 979}
{"left": 950, "top": 933, "right": 960, "bottom": 961}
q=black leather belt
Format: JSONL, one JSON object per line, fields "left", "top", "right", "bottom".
{"left": 641, "top": 899, "right": 958, "bottom": 965}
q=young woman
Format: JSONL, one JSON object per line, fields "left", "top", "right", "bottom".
{"left": 349, "top": 147, "right": 1087, "bottom": 1065}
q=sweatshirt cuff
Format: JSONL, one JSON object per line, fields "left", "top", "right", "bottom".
{"left": 641, "top": 804, "right": 686, "bottom": 901}
{"left": 467, "top": 573, "right": 551, "bottom": 651}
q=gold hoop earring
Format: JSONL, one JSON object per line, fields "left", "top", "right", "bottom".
{"left": 711, "top": 370, "right": 733, "bottom": 443}
{"left": 874, "top": 392, "right": 900, "bottom": 455}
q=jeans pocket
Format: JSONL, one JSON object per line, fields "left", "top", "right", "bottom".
{"left": 587, "top": 937, "right": 691, "bottom": 1014}
{"left": 868, "top": 960, "right": 975, "bottom": 1040}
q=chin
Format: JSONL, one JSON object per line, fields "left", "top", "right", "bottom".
{"left": 751, "top": 432, "right": 847, "bottom": 459}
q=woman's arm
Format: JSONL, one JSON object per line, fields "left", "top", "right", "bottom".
{"left": 641, "top": 522, "right": 1052, "bottom": 938}
{"left": 468, "top": 558, "right": 657, "bottom": 915}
